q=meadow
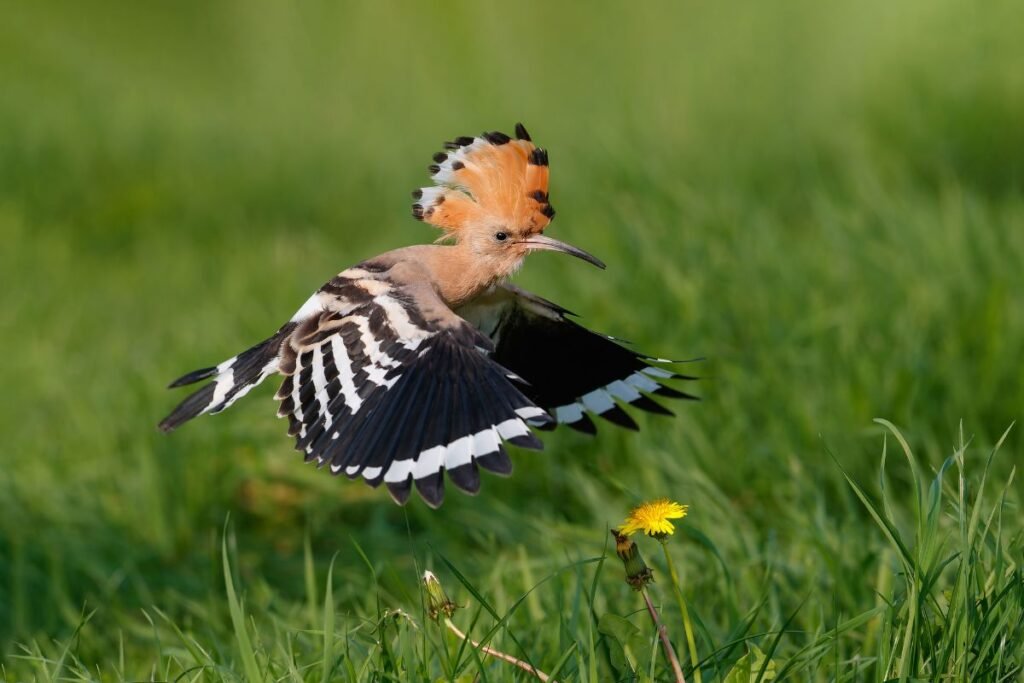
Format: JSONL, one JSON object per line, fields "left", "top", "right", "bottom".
{"left": 2, "top": 1, "right": 1023, "bottom": 680}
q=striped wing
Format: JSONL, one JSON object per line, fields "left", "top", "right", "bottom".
{"left": 457, "top": 285, "right": 697, "bottom": 434}
{"left": 276, "top": 268, "right": 552, "bottom": 507}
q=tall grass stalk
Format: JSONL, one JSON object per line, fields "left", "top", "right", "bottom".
{"left": 661, "top": 543, "right": 702, "bottom": 683}
{"left": 838, "top": 420, "right": 1023, "bottom": 681}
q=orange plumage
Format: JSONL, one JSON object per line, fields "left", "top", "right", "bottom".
{"left": 412, "top": 124, "right": 554, "bottom": 239}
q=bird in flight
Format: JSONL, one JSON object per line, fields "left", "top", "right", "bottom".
{"left": 160, "top": 123, "right": 696, "bottom": 507}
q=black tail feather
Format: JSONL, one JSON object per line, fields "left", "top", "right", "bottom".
{"left": 159, "top": 324, "right": 294, "bottom": 433}
{"left": 168, "top": 366, "right": 217, "bottom": 388}
{"left": 159, "top": 383, "right": 216, "bottom": 432}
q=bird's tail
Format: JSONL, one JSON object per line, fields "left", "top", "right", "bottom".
{"left": 158, "top": 324, "right": 295, "bottom": 432}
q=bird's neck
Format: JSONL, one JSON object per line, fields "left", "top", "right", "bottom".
{"left": 417, "top": 243, "right": 521, "bottom": 308}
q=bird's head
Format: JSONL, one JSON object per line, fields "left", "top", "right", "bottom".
{"left": 411, "top": 123, "right": 605, "bottom": 279}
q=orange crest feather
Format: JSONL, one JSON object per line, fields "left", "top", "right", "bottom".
{"left": 411, "top": 123, "right": 555, "bottom": 237}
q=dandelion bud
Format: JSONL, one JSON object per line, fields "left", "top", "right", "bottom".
{"left": 422, "top": 570, "right": 457, "bottom": 620}
{"left": 611, "top": 528, "right": 654, "bottom": 590}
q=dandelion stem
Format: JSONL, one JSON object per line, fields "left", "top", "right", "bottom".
{"left": 641, "top": 587, "right": 686, "bottom": 683}
{"left": 444, "top": 618, "right": 554, "bottom": 682}
{"left": 661, "top": 542, "right": 701, "bottom": 683}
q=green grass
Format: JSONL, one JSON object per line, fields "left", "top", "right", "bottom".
{"left": 2, "top": 1, "right": 1023, "bottom": 680}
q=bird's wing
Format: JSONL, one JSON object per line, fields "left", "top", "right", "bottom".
{"left": 276, "top": 264, "right": 552, "bottom": 508}
{"left": 456, "top": 284, "right": 697, "bottom": 434}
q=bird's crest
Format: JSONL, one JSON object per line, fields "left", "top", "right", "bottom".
{"left": 411, "top": 123, "right": 554, "bottom": 239}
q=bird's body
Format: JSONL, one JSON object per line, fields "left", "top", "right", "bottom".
{"left": 161, "top": 124, "right": 696, "bottom": 507}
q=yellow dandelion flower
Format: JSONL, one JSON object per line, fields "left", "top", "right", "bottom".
{"left": 619, "top": 498, "right": 689, "bottom": 538}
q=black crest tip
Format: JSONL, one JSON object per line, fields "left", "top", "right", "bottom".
{"left": 528, "top": 148, "right": 549, "bottom": 166}
{"left": 483, "top": 130, "right": 511, "bottom": 145}
{"left": 514, "top": 122, "right": 532, "bottom": 141}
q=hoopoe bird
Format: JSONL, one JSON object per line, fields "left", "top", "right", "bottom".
{"left": 160, "top": 124, "right": 696, "bottom": 508}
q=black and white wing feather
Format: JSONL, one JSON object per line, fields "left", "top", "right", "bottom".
{"left": 275, "top": 266, "right": 552, "bottom": 508}
{"left": 457, "top": 284, "right": 696, "bottom": 434}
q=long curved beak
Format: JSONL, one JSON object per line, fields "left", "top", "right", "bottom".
{"left": 520, "top": 234, "right": 606, "bottom": 269}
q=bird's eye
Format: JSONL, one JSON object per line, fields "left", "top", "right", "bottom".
{"left": 495, "top": 231, "right": 508, "bottom": 242}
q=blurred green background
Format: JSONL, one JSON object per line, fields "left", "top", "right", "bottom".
{"left": 2, "top": 0, "right": 1023, "bottom": 679}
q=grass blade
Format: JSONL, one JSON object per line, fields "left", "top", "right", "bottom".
{"left": 222, "top": 526, "right": 264, "bottom": 683}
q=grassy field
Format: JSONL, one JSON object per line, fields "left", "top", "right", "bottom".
{"left": 2, "top": 1, "right": 1024, "bottom": 680}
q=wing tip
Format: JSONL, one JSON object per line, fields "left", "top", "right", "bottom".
{"left": 415, "top": 470, "right": 446, "bottom": 509}
{"left": 448, "top": 462, "right": 482, "bottom": 496}
{"left": 598, "top": 405, "right": 639, "bottom": 431}
{"left": 564, "top": 413, "right": 598, "bottom": 435}
{"left": 631, "top": 394, "right": 675, "bottom": 417}
{"left": 386, "top": 476, "right": 413, "bottom": 506}
{"left": 477, "top": 447, "right": 513, "bottom": 476}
